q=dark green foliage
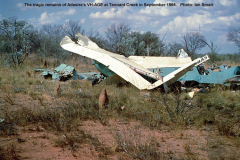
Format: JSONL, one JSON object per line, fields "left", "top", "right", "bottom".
{"left": 226, "top": 52, "right": 240, "bottom": 63}
{"left": 208, "top": 52, "right": 221, "bottom": 63}
{"left": 104, "top": 23, "right": 166, "bottom": 56}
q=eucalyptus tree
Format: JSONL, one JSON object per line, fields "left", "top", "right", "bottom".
{"left": 129, "top": 31, "right": 145, "bottom": 56}
{"left": 0, "top": 17, "right": 33, "bottom": 66}
{"left": 105, "top": 23, "right": 132, "bottom": 56}
{"left": 105, "top": 23, "right": 166, "bottom": 56}
{"left": 40, "top": 24, "right": 65, "bottom": 58}
{"left": 182, "top": 32, "right": 206, "bottom": 58}
{"left": 142, "top": 31, "right": 165, "bottom": 56}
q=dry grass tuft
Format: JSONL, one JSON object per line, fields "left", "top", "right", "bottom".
{"left": 113, "top": 126, "right": 162, "bottom": 159}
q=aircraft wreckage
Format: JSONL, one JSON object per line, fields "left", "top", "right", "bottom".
{"left": 158, "top": 64, "right": 240, "bottom": 87}
{"left": 35, "top": 64, "right": 98, "bottom": 81}
{"left": 60, "top": 33, "right": 209, "bottom": 91}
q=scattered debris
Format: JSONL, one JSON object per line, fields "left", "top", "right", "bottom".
{"left": 144, "top": 92, "right": 151, "bottom": 98}
{"left": 187, "top": 91, "right": 195, "bottom": 98}
{"left": 0, "top": 118, "right": 4, "bottom": 123}
{"left": 160, "top": 64, "right": 240, "bottom": 88}
{"left": 177, "top": 49, "right": 189, "bottom": 58}
{"left": 35, "top": 64, "right": 99, "bottom": 81}
{"left": 182, "top": 65, "right": 240, "bottom": 87}
{"left": 194, "top": 88, "right": 207, "bottom": 93}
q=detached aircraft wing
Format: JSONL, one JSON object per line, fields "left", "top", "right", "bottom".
{"left": 60, "top": 33, "right": 209, "bottom": 90}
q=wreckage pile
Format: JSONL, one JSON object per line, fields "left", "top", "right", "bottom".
{"left": 35, "top": 62, "right": 240, "bottom": 92}
{"left": 35, "top": 64, "right": 99, "bottom": 81}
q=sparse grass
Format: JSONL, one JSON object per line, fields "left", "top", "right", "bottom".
{"left": 3, "top": 94, "right": 15, "bottom": 105}
{"left": 0, "top": 115, "right": 18, "bottom": 136}
{"left": 0, "top": 144, "right": 21, "bottom": 160}
{"left": 113, "top": 126, "right": 162, "bottom": 159}
{"left": 2, "top": 64, "right": 240, "bottom": 132}
{"left": 5, "top": 97, "right": 101, "bottom": 132}
{"left": 1, "top": 54, "right": 240, "bottom": 159}
{"left": 216, "top": 119, "right": 239, "bottom": 137}
{"left": 183, "top": 142, "right": 192, "bottom": 154}
{"left": 0, "top": 146, "right": 6, "bottom": 160}
{"left": 53, "top": 131, "right": 112, "bottom": 157}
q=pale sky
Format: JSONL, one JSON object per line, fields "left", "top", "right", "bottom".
{"left": 0, "top": 0, "right": 239, "bottom": 54}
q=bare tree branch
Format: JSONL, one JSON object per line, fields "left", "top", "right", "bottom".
{"left": 227, "top": 27, "right": 240, "bottom": 48}
{"left": 182, "top": 32, "right": 206, "bottom": 58}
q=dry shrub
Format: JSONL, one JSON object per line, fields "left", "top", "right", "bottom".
{"left": 3, "top": 94, "right": 15, "bottom": 105}
{"left": 216, "top": 119, "right": 239, "bottom": 137}
{"left": 0, "top": 115, "right": 18, "bottom": 136}
{"left": 6, "top": 98, "right": 100, "bottom": 132}
{"left": 53, "top": 131, "right": 112, "bottom": 157}
{"left": 114, "top": 126, "right": 162, "bottom": 159}
{"left": 0, "top": 144, "right": 21, "bottom": 160}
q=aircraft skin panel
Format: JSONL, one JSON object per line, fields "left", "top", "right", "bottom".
{"left": 128, "top": 56, "right": 192, "bottom": 68}
{"left": 60, "top": 34, "right": 209, "bottom": 91}
{"left": 75, "top": 33, "right": 160, "bottom": 78}
{"left": 147, "top": 58, "right": 201, "bottom": 90}
{"left": 163, "top": 58, "right": 200, "bottom": 85}
{"left": 110, "top": 57, "right": 161, "bottom": 81}
{"left": 60, "top": 36, "right": 157, "bottom": 90}
{"left": 77, "top": 33, "right": 192, "bottom": 74}
{"left": 178, "top": 65, "right": 240, "bottom": 85}
{"left": 75, "top": 33, "right": 124, "bottom": 59}
{"left": 93, "top": 61, "right": 115, "bottom": 77}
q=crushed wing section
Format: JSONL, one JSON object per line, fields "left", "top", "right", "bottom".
{"left": 60, "top": 36, "right": 161, "bottom": 90}
{"left": 60, "top": 34, "right": 209, "bottom": 90}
